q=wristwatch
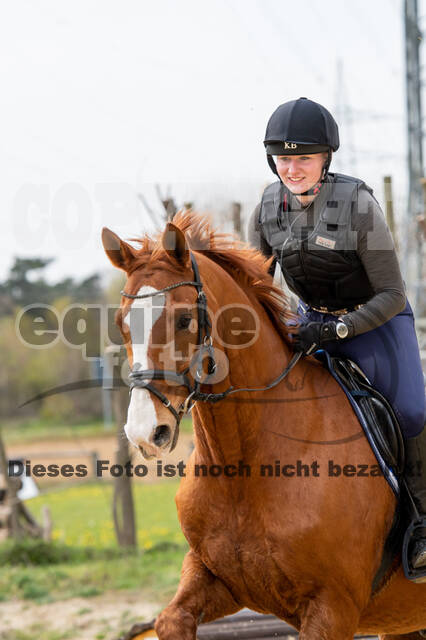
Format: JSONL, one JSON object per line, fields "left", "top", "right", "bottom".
{"left": 335, "top": 320, "right": 349, "bottom": 339}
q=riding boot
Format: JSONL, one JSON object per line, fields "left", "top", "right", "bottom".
{"left": 404, "top": 426, "right": 426, "bottom": 569}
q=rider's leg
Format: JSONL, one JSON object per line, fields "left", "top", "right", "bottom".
{"left": 322, "top": 299, "right": 425, "bottom": 439}
{"left": 298, "top": 298, "right": 426, "bottom": 569}
{"left": 404, "top": 430, "right": 426, "bottom": 568}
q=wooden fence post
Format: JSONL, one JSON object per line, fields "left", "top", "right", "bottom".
{"left": 232, "top": 202, "right": 242, "bottom": 239}
{"left": 383, "top": 176, "right": 399, "bottom": 254}
{"left": 104, "top": 346, "right": 137, "bottom": 548}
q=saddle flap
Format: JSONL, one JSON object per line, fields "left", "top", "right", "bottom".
{"left": 315, "top": 351, "right": 405, "bottom": 487}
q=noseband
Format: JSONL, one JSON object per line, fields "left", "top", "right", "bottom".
{"left": 121, "top": 251, "right": 301, "bottom": 450}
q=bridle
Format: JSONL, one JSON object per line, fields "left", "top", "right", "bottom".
{"left": 121, "top": 251, "right": 301, "bottom": 450}
{"left": 122, "top": 253, "right": 216, "bottom": 425}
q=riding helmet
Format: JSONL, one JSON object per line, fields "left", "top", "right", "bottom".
{"left": 264, "top": 97, "right": 340, "bottom": 178}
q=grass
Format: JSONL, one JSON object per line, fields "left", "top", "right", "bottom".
{"left": 0, "top": 480, "right": 188, "bottom": 603}
{"left": 1, "top": 418, "right": 109, "bottom": 444}
{"left": 0, "top": 545, "right": 185, "bottom": 603}
{"left": 30, "top": 482, "right": 185, "bottom": 549}
{"left": 0, "top": 417, "right": 193, "bottom": 610}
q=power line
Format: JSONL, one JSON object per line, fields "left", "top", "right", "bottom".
{"left": 311, "top": 0, "right": 402, "bottom": 112}
{"left": 257, "top": 1, "right": 330, "bottom": 89}
{"left": 344, "top": 4, "right": 402, "bottom": 76}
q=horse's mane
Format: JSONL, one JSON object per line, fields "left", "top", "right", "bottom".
{"left": 131, "top": 211, "right": 295, "bottom": 343}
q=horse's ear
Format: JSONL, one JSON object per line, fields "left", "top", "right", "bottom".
{"left": 162, "top": 223, "right": 190, "bottom": 266}
{"left": 102, "top": 227, "right": 134, "bottom": 271}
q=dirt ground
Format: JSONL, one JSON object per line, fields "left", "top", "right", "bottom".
{"left": 7, "top": 431, "right": 194, "bottom": 486}
{"left": 0, "top": 590, "right": 161, "bottom": 640}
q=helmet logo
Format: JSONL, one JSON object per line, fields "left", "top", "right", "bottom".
{"left": 284, "top": 142, "right": 297, "bottom": 149}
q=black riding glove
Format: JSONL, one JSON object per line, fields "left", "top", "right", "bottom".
{"left": 291, "top": 321, "right": 339, "bottom": 355}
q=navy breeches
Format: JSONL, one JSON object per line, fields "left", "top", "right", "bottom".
{"left": 297, "top": 299, "right": 426, "bottom": 438}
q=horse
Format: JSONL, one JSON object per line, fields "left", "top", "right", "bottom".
{"left": 102, "top": 211, "right": 426, "bottom": 640}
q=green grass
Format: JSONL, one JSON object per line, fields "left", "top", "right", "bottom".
{"left": 0, "top": 546, "right": 185, "bottom": 603}
{"left": 2, "top": 418, "right": 109, "bottom": 444}
{"left": 30, "top": 481, "right": 185, "bottom": 549}
{"left": 0, "top": 418, "right": 194, "bottom": 606}
{"left": 0, "top": 481, "right": 188, "bottom": 603}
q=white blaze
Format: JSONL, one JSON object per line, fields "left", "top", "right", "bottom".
{"left": 123, "top": 286, "right": 165, "bottom": 447}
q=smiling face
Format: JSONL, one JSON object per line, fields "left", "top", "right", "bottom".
{"left": 275, "top": 152, "right": 327, "bottom": 194}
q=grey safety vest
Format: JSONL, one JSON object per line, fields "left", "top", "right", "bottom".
{"left": 259, "top": 173, "right": 375, "bottom": 310}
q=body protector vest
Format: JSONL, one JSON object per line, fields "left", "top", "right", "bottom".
{"left": 259, "top": 173, "right": 376, "bottom": 311}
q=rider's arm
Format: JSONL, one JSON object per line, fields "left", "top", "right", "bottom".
{"left": 342, "top": 190, "right": 406, "bottom": 337}
{"left": 248, "top": 204, "right": 277, "bottom": 276}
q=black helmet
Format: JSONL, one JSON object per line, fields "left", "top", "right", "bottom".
{"left": 264, "top": 97, "right": 339, "bottom": 179}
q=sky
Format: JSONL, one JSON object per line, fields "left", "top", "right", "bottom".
{"left": 0, "top": 0, "right": 416, "bottom": 287}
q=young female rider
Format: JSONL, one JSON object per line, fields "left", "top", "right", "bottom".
{"left": 248, "top": 97, "right": 426, "bottom": 575}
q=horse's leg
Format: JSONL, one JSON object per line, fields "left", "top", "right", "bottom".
{"left": 154, "top": 549, "right": 240, "bottom": 640}
{"left": 298, "top": 591, "right": 361, "bottom": 640}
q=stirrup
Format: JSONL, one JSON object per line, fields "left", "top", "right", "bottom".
{"left": 413, "top": 540, "right": 426, "bottom": 569}
{"left": 402, "top": 517, "right": 426, "bottom": 583}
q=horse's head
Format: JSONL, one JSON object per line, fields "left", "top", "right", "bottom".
{"left": 103, "top": 213, "right": 293, "bottom": 460}
{"left": 102, "top": 220, "right": 220, "bottom": 459}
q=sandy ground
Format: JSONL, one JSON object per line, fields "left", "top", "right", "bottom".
{"left": 0, "top": 590, "right": 161, "bottom": 640}
{"left": 7, "top": 431, "right": 194, "bottom": 486}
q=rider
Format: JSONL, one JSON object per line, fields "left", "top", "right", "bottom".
{"left": 248, "top": 97, "right": 426, "bottom": 573}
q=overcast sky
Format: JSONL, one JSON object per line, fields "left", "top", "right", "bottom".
{"left": 0, "top": 0, "right": 415, "bottom": 284}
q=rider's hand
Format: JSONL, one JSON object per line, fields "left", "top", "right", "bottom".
{"left": 291, "top": 321, "right": 339, "bottom": 355}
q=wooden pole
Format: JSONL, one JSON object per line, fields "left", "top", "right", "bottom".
{"left": 419, "top": 178, "right": 426, "bottom": 316}
{"left": 232, "top": 202, "right": 242, "bottom": 239}
{"left": 383, "top": 176, "right": 399, "bottom": 255}
{"left": 104, "top": 346, "right": 137, "bottom": 548}
{"left": 419, "top": 178, "right": 426, "bottom": 240}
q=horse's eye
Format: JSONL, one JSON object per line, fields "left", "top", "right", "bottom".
{"left": 176, "top": 314, "right": 193, "bottom": 331}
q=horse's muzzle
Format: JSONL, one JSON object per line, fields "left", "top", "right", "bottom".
{"left": 134, "top": 423, "right": 178, "bottom": 459}
{"left": 151, "top": 424, "right": 172, "bottom": 448}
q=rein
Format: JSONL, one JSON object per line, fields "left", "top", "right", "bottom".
{"left": 121, "top": 251, "right": 301, "bottom": 445}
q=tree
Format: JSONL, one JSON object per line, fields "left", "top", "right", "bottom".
{"left": 0, "top": 257, "right": 103, "bottom": 316}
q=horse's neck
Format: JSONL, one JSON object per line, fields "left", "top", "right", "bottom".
{"left": 193, "top": 262, "right": 290, "bottom": 466}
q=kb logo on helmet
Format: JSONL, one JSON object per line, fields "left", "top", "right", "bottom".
{"left": 283, "top": 142, "right": 297, "bottom": 149}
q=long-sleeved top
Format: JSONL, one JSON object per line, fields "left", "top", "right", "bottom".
{"left": 247, "top": 182, "right": 406, "bottom": 337}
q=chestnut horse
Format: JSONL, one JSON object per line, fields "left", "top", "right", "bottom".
{"left": 102, "top": 212, "right": 426, "bottom": 640}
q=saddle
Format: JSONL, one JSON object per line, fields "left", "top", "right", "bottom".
{"left": 315, "top": 350, "right": 421, "bottom": 591}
